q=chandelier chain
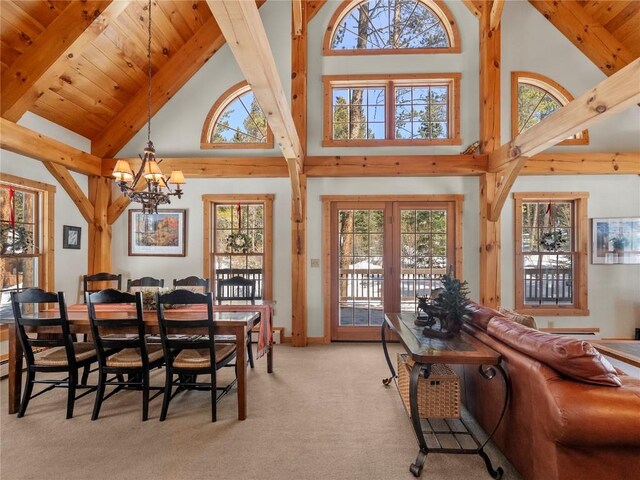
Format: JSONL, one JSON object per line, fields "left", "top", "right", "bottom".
{"left": 147, "top": 0, "right": 152, "bottom": 145}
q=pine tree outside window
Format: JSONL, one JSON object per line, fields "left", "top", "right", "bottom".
{"left": 201, "top": 81, "right": 273, "bottom": 149}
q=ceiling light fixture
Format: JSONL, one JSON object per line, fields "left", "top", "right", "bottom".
{"left": 112, "top": 0, "right": 184, "bottom": 214}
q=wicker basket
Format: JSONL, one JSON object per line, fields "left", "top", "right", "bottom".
{"left": 396, "top": 353, "right": 460, "bottom": 419}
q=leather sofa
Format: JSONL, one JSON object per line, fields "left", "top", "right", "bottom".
{"left": 454, "top": 302, "right": 640, "bottom": 480}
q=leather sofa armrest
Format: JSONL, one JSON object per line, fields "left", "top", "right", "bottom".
{"left": 543, "top": 375, "right": 640, "bottom": 447}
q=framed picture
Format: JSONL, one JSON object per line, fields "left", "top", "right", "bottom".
{"left": 62, "top": 225, "right": 81, "bottom": 249}
{"left": 128, "top": 209, "right": 187, "bottom": 257}
{"left": 591, "top": 217, "right": 640, "bottom": 264}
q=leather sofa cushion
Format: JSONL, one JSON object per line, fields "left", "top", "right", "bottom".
{"left": 464, "top": 302, "right": 504, "bottom": 331}
{"left": 487, "top": 317, "right": 622, "bottom": 387}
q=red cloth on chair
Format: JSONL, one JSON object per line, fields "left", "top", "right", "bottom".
{"left": 257, "top": 304, "right": 273, "bottom": 359}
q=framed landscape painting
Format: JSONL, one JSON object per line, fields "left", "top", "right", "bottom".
{"left": 128, "top": 209, "right": 187, "bottom": 256}
{"left": 591, "top": 217, "right": 640, "bottom": 264}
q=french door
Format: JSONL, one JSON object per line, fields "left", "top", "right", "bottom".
{"left": 328, "top": 198, "right": 460, "bottom": 341}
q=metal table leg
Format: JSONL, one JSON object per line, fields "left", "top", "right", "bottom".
{"left": 409, "top": 362, "right": 431, "bottom": 477}
{"left": 381, "top": 321, "right": 396, "bottom": 385}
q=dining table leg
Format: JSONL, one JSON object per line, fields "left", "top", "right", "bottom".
{"left": 236, "top": 326, "right": 247, "bottom": 420}
{"left": 8, "top": 323, "right": 23, "bottom": 414}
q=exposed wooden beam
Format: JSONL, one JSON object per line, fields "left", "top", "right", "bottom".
{"left": 487, "top": 59, "right": 640, "bottom": 221}
{"left": 304, "top": 155, "right": 488, "bottom": 176}
{"left": 42, "top": 162, "right": 94, "bottom": 224}
{"left": 206, "top": 0, "right": 304, "bottom": 222}
{"left": 106, "top": 179, "right": 147, "bottom": 225}
{"left": 291, "top": 0, "right": 308, "bottom": 347}
{"left": 524, "top": 152, "right": 640, "bottom": 175}
{"left": 102, "top": 157, "right": 289, "bottom": 178}
{"left": 479, "top": 0, "right": 501, "bottom": 309}
{"left": 1, "top": 0, "right": 129, "bottom": 122}
{"left": 0, "top": 118, "right": 101, "bottom": 176}
{"left": 479, "top": 1, "right": 501, "bottom": 153}
{"left": 292, "top": 0, "right": 303, "bottom": 36}
{"left": 91, "top": 1, "right": 267, "bottom": 159}
{"left": 530, "top": 0, "right": 637, "bottom": 76}
{"left": 88, "top": 176, "right": 112, "bottom": 275}
{"left": 489, "top": 58, "right": 640, "bottom": 173}
{"left": 306, "top": 1, "right": 329, "bottom": 23}
{"left": 489, "top": 0, "right": 504, "bottom": 31}
{"left": 462, "top": 0, "right": 483, "bottom": 18}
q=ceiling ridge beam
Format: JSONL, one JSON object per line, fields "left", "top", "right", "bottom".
{"left": 91, "top": 1, "right": 267, "bottom": 159}
{"left": 529, "top": 0, "right": 636, "bottom": 76}
{"left": 42, "top": 162, "right": 94, "bottom": 223}
{"left": 206, "top": 0, "right": 304, "bottom": 222}
{"left": 0, "top": 118, "right": 102, "bottom": 176}
{"left": 1, "top": 0, "right": 130, "bottom": 122}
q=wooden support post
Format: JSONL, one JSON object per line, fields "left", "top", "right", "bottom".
{"left": 478, "top": 1, "right": 501, "bottom": 308}
{"left": 291, "top": 0, "right": 308, "bottom": 346}
{"left": 88, "top": 176, "right": 112, "bottom": 274}
{"left": 480, "top": 173, "right": 500, "bottom": 307}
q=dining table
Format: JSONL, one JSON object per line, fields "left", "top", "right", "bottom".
{"left": 4, "top": 300, "right": 275, "bottom": 420}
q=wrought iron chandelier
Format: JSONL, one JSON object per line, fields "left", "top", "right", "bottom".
{"left": 112, "top": 0, "right": 184, "bottom": 215}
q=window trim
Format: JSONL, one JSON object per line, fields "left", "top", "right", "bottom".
{"left": 323, "top": 0, "right": 461, "bottom": 56}
{"left": 0, "top": 172, "right": 55, "bottom": 295}
{"left": 202, "top": 194, "right": 274, "bottom": 301}
{"left": 513, "top": 192, "right": 589, "bottom": 316}
{"left": 322, "top": 73, "right": 461, "bottom": 147}
{"left": 200, "top": 81, "right": 274, "bottom": 150}
{"left": 511, "top": 72, "right": 589, "bottom": 145}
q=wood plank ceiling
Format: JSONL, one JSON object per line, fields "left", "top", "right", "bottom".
{"left": 1, "top": 0, "right": 213, "bottom": 140}
{"left": 0, "top": 0, "right": 638, "bottom": 150}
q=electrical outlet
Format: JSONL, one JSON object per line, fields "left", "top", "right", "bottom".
{"left": 310, "top": 258, "right": 320, "bottom": 268}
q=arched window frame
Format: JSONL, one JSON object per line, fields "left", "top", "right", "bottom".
{"left": 201, "top": 81, "right": 274, "bottom": 150}
{"left": 323, "top": 0, "right": 461, "bottom": 56}
{"left": 512, "top": 72, "right": 589, "bottom": 145}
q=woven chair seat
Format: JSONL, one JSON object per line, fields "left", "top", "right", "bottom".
{"left": 106, "top": 344, "right": 164, "bottom": 368}
{"left": 172, "top": 344, "right": 236, "bottom": 369}
{"left": 214, "top": 334, "right": 237, "bottom": 343}
{"left": 34, "top": 343, "right": 96, "bottom": 367}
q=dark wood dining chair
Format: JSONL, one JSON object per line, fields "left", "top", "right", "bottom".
{"left": 156, "top": 290, "right": 237, "bottom": 422}
{"left": 127, "top": 277, "right": 164, "bottom": 291}
{"left": 173, "top": 276, "right": 210, "bottom": 293}
{"left": 86, "top": 289, "right": 164, "bottom": 421}
{"left": 83, "top": 272, "right": 122, "bottom": 302}
{"left": 216, "top": 276, "right": 256, "bottom": 368}
{"left": 11, "top": 288, "right": 97, "bottom": 419}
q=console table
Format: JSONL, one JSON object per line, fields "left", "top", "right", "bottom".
{"left": 382, "top": 312, "right": 510, "bottom": 478}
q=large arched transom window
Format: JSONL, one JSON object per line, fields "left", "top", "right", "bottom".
{"left": 201, "top": 81, "right": 273, "bottom": 149}
{"left": 324, "top": 0, "right": 460, "bottom": 55}
{"left": 512, "top": 72, "right": 588, "bottom": 145}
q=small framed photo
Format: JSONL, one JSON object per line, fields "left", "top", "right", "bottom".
{"left": 62, "top": 225, "right": 81, "bottom": 249}
{"left": 128, "top": 209, "right": 187, "bottom": 257}
{"left": 591, "top": 217, "right": 640, "bottom": 264}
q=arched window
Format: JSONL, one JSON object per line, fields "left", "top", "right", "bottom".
{"left": 201, "top": 81, "right": 273, "bottom": 149}
{"left": 512, "top": 72, "right": 588, "bottom": 145}
{"left": 324, "top": 0, "right": 460, "bottom": 55}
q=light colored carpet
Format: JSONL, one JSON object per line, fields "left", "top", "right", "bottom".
{"left": 0, "top": 344, "right": 521, "bottom": 480}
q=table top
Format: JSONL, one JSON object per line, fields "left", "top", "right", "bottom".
{"left": 591, "top": 340, "right": 640, "bottom": 368}
{"left": 385, "top": 312, "right": 501, "bottom": 365}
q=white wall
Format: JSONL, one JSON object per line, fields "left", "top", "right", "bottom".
{"left": 1, "top": 113, "right": 90, "bottom": 302}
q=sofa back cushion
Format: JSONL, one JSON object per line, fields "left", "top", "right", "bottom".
{"left": 487, "top": 317, "right": 622, "bottom": 387}
{"left": 464, "top": 302, "right": 504, "bottom": 331}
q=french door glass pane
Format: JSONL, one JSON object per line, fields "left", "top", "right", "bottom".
{"left": 400, "top": 208, "right": 448, "bottom": 312}
{"left": 337, "top": 209, "right": 384, "bottom": 327}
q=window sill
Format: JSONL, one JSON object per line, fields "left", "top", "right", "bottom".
{"left": 514, "top": 306, "right": 590, "bottom": 317}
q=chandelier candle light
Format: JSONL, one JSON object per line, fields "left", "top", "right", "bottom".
{"left": 112, "top": 0, "right": 185, "bottom": 214}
